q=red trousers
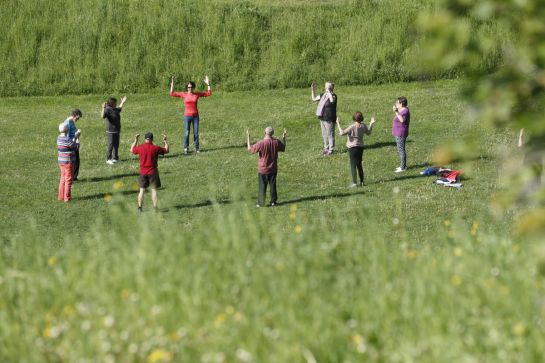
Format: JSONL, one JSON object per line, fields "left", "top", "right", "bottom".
{"left": 58, "top": 163, "right": 74, "bottom": 202}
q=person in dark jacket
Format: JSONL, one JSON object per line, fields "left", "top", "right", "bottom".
{"left": 311, "top": 81, "right": 337, "bottom": 155}
{"left": 101, "top": 96, "right": 127, "bottom": 164}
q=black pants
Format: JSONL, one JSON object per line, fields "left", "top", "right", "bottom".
{"left": 348, "top": 146, "right": 364, "bottom": 184}
{"left": 107, "top": 132, "right": 120, "bottom": 160}
{"left": 258, "top": 172, "right": 277, "bottom": 206}
{"left": 73, "top": 147, "right": 80, "bottom": 180}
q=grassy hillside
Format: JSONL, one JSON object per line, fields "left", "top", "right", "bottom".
{"left": 1, "top": 80, "right": 543, "bottom": 362}
{"left": 0, "top": 0, "right": 510, "bottom": 96}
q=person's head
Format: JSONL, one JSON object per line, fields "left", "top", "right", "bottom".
{"left": 107, "top": 97, "right": 117, "bottom": 107}
{"left": 144, "top": 132, "right": 154, "bottom": 143}
{"left": 264, "top": 126, "right": 274, "bottom": 137}
{"left": 396, "top": 96, "right": 408, "bottom": 108}
{"left": 186, "top": 81, "right": 196, "bottom": 93}
{"left": 325, "top": 81, "right": 334, "bottom": 91}
{"left": 353, "top": 111, "right": 364, "bottom": 123}
{"left": 71, "top": 108, "right": 82, "bottom": 121}
{"left": 58, "top": 123, "right": 68, "bottom": 134}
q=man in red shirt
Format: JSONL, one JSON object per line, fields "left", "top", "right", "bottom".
{"left": 131, "top": 132, "right": 169, "bottom": 211}
{"left": 247, "top": 126, "right": 287, "bottom": 207}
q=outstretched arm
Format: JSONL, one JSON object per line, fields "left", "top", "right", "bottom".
{"left": 366, "top": 117, "right": 376, "bottom": 135}
{"left": 282, "top": 128, "right": 287, "bottom": 147}
{"left": 311, "top": 82, "right": 320, "bottom": 101}
{"left": 246, "top": 129, "right": 251, "bottom": 151}
{"left": 130, "top": 134, "right": 140, "bottom": 153}
{"left": 336, "top": 117, "right": 344, "bottom": 134}
{"left": 169, "top": 76, "right": 175, "bottom": 94}
{"left": 162, "top": 134, "right": 169, "bottom": 153}
{"left": 101, "top": 102, "right": 107, "bottom": 118}
{"left": 119, "top": 96, "right": 127, "bottom": 109}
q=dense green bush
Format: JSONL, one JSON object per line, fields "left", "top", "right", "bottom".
{"left": 0, "top": 0, "right": 510, "bottom": 96}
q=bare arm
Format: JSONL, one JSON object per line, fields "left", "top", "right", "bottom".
{"left": 246, "top": 129, "right": 251, "bottom": 151}
{"left": 336, "top": 117, "right": 344, "bottom": 135}
{"left": 282, "top": 128, "right": 287, "bottom": 147}
{"left": 162, "top": 134, "right": 169, "bottom": 153}
{"left": 101, "top": 102, "right": 106, "bottom": 118}
{"left": 130, "top": 134, "right": 140, "bottom": 153}
{"left": 393, "top": 105, "right": 406, "bottom": 123}
{"left": 169, "top": 76, "right": 175, "bottom": 94}
{"left": 518, "top": 128, "right": 524, "bottom": 148}
{"left": 204, "top": 75, "right": 211, "bottom": 91}
{"left": 311, "top": 82, "right": 320, "bottom": 101}
{"left": 119, "top": 96, "right": 127, "bottom": 109}
{"left": 365, "top": 117, "right": 376, "bottom": 135}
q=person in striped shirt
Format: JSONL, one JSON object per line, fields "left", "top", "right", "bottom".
{"left": 57, "top": 123, "right": 81, "bottom": 202}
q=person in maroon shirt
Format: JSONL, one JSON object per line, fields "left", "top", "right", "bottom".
{"left": 131, "top": 132, "right": 169, "bottom": 211}
{"left": 247, "top": 126, "right": 287, "bottom": 207}
{"left": 169, "top": 75, "right": 212, "bottom": 154}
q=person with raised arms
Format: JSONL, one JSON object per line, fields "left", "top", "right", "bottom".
{"left": 311, "top": 81, "right": 337, "bottom": 156}
{"left": 169, "top": 76, "right": 212, "bottom": 154}
{"left": 337, "top": 112, "right": 376, "bottom": 187}
{"left": 131, "top": 132, "right": 169, "bottom": 212}
{"left": 101, "top": 96, "right": 127, "bottom": 165}
{"left": 247, "top": 126, "right": 287, "bottom": 207}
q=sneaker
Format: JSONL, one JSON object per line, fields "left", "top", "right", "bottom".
{"left": 106, "top": 159, "right": 114, "bottom": 165}
{"left": 112, "top": 159, "right": 120, "bottom": 163}
{"left": 359, "top": 182, "right": 364, "bottom": 187}
{"left": 322, "top": 149, "right": 328, "bottom": 155}
{"left": 349, "top": 183, "right": 358, "bottom": 188}
{"left": 256, "top": 204, "right": 261, "bottom": 208}
{"left": 183, "top": 148, "right": 188, "bottom": 155}
{"left": 323, "top": 149, "right": 333, "bottom": 156}
{"left": 269, "top": 202, "right": 276, "bottom": 207}
{"left": 395, "top": 167, "right": 406, "bottom": 173}
{"left": 196, "top": 150, "right": 200, "bottom": 154}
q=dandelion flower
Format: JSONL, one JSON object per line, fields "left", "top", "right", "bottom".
{"left": 104, "top": 193, "right": 113, "bottom": 202}
{"left": 512, "top": 323, "right": 525, "bottom": 337}
{"left": 294, "top": 225, "right": 302, "bottom": 234}
{"left": 147, "top": 349, "right": 172, "bottom": 363}
{"left": 450, "top": 275, "right": 462, "bottom": 286}
{"left": 113, "top": 181, "right": 125, "bottom": 190}
{"left": 443, "top": 220, "right": 451, "bottom": 227}
{"left": 47, "top": 256, "right": 58, "bottom": 266}
{"left": 453, "top": 247, "right": 463, "bottom": 257}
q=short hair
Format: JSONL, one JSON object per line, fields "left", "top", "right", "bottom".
{"left": 397, "top": 96, "right": 408, "bottom": 107}
{"left": 187, "top": 81, "right": 196, "bottom": 89}
{"left": 58, "top": 123, "right": 68, "bottom": 133}
{"left": 325, "top": 81, "right": 334, "bottom": 90}
{"left": 71, "top": 109, "right": 82, "bottom": 118}
{"left": 107, "top": 97, "right": 117, "bottom": 107}
{"left": 353, "top": 111, "right": 364, "bottom": 123}
{"left": 265, "top": 126, "right": 274, "bottom": 136}
{"left": 144, "top": 132, "right": 154, "bottom": 140}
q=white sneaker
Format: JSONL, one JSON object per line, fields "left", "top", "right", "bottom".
{"left": 395, "top": 167, "right": 406, "bottom": 173}
{"left": 106, "top": 160, "right": 114, "bottom": 165}
{"left": 112, "top": 159, "right": 120, "bottom": 163}
{"left": 183, "top": 148, "right": 188, "bottom": 155}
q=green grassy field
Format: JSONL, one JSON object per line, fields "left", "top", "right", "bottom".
{"left": 0, "top": 0, "right": 510, "bottom": 96}
{"left": 2, "top": 80, "right": 543, "bottom": 362}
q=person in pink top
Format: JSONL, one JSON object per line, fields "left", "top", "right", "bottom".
{"left": 247, "top": 126, "right": 287, "bottom": 207}
{"left": 169, "top": 75, "right": 212, "bottom": 154}
{"left": 337, "top": 112, "right": 376, "bottom": 187}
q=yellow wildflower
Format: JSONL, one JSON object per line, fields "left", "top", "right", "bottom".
{"left": 113, "top": 181, "right": 125, "bottom": 190}
{"left": 47, "top": 256, "right": 58, "bottom": 266}
{"left": 447, "top": 230, "right": 455, "bottom": 239}
{"left": 104, "top": 193, "right": 113, "bottom": 202}
{"left": 132, "top": 183, "right": 140, "bottom": 191}
{"left": 443, "top": 220, "right": 451, "bottom": 227}
{"left": 499, "top": 286, "right": 510, "bottom": 296}
{"left": 450, "top": 275, "right": 462, "bottom": 286}
{"left": 294, "top": 225, "right": 302, "bottom": 234}
{"left": 470, "top": 221, "right": 479, "bottom": 236}
{"left": 453, "top": 247, "right": 463, "bottom": 257}
{"left": 214, "top": 313, "right": 226, "bottom": 328}
{"left": 351, "top": 334, "right": 367, "bottom": 353}
{"left": 147, "top": 349, "right": 172, "bottom": 363}
{"left": 406, "top": 250, "right": 418, "bottom": 259}
{"left": 512, "top": 323, "right": 525, "bottom": 337}
{"left": 63, "top": 305, "right": 76, "bottom": 317}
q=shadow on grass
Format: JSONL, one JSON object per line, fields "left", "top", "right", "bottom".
{"left": 81, "top": 172, "right": 139, "bottom": 182}
{"left": 280, "top": 191, "right": 365, "bottom": 205}
{"left": 201, "top": 144, "right": 246, "bottom": 153}
{"left": 169, "top": 198, "right": 232, "bottom": 211}
{"left": 76, "top": 190, "right": 139, "bottom": 201}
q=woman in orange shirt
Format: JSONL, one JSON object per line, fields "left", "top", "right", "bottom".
{"left": 170, "top": 76, "right": 212, "bottom": 154}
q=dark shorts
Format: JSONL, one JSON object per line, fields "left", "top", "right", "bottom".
{"left": 139, "top": 173, "right": 161, "bottom": 189}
